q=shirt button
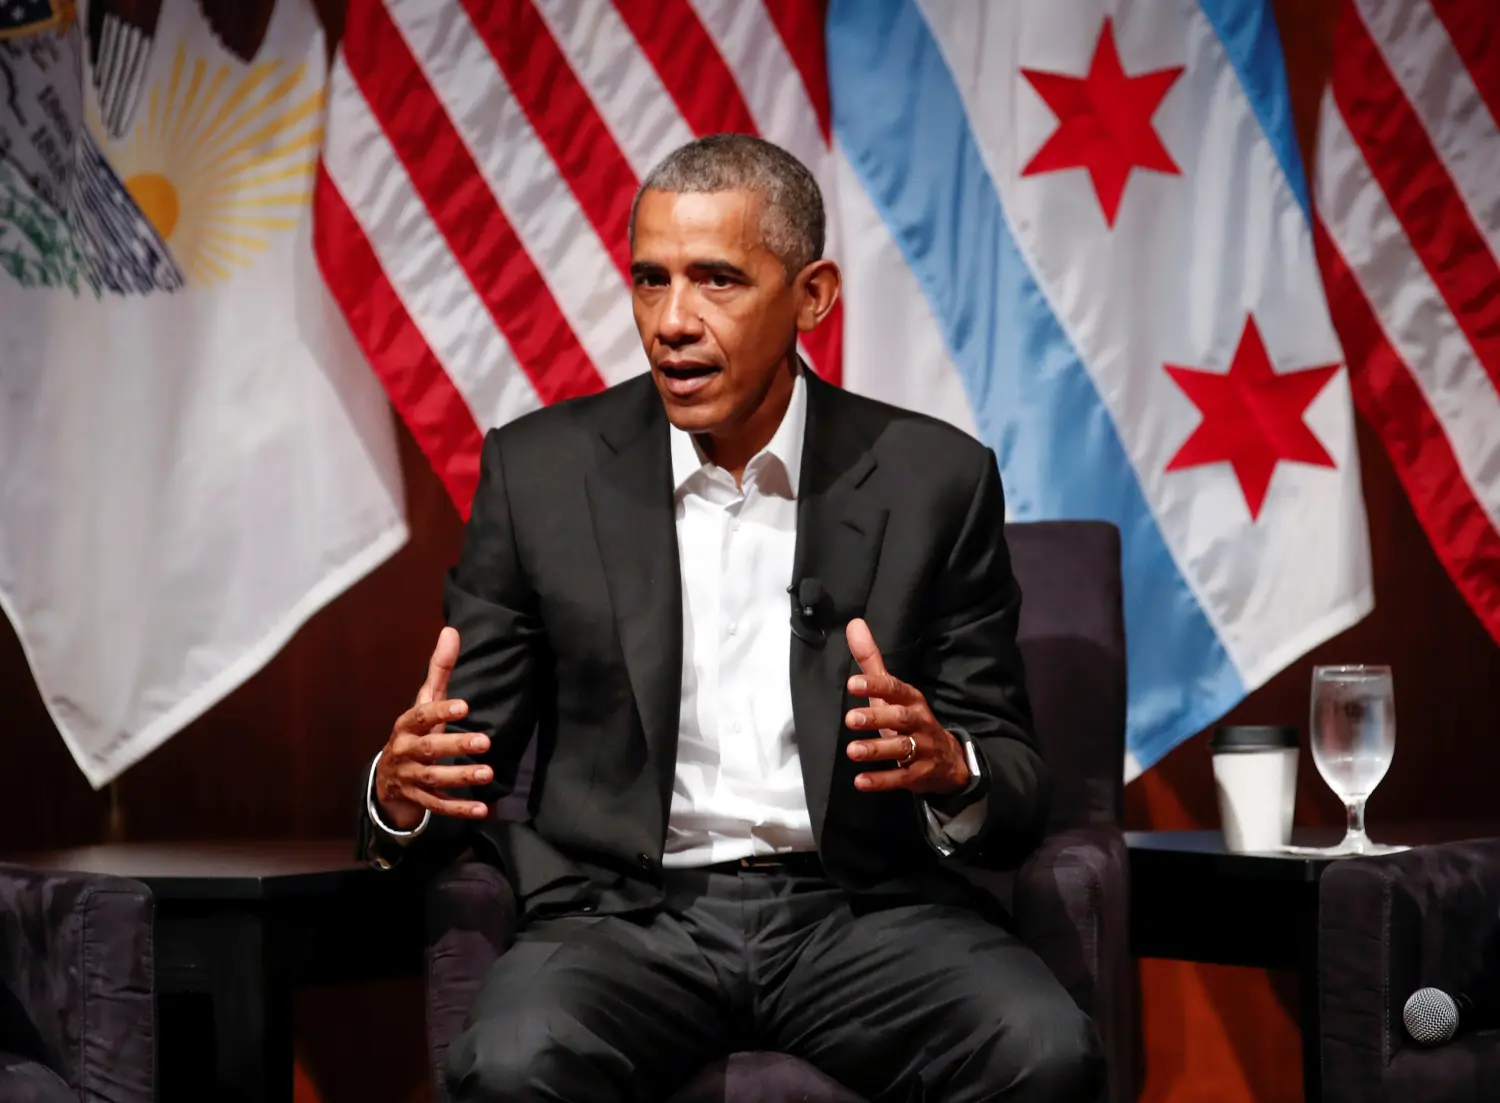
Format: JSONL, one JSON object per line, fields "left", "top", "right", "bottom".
{"left": 637, "top": 852, "right": 655, "bottom": 871}
{"left": 728, "top": 622, "right": 739, "bottom": 636}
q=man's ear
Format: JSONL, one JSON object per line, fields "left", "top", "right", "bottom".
{"left": 795, "top": 259, "right": 842, "bottom": 333}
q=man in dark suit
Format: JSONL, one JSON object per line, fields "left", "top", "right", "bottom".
{"left": 363, "top": 134, "right": 1102, "bottom": 1102}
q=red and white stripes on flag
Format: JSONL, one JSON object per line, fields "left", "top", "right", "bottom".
{"left": 1315, "top": 0, "right": 1500, "bottom": 644}
{"left": 313, "top": 0, "right": 843, "bottom": 514}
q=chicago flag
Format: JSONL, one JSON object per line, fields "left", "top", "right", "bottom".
{"left": 828, "top": 0, "right": 1372, "bottom": 775}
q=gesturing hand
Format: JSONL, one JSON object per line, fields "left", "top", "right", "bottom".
{"left": 843, "top": 618, "right": 970, "bottom": 796}
{"left": 373, "top": 627, "right": 492, "bottom": 830}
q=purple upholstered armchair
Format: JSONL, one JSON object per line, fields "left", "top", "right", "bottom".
{"left": 0, "top": 864, "right": 155, "bottom": 1103}
{"left": 1320, "top": 839, "right": 1500, "bottom": 1102}
{"left": 423, "top": 520, "right": 1135, "bottom": 1102}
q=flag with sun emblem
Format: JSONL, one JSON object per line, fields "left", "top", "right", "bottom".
{"left": 828, "top": 0, "right": 1374, "bottom": 776}
{"left": 0, "top": 0, "right": 407, "bottom": 786}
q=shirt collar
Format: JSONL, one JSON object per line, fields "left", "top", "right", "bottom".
{"left": 668, "top": 366, "right": 807, "bottom": 498}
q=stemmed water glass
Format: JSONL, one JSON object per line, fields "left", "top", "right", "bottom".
{"left": 1308, "top": 664, "right": 1406, "bottom": 856}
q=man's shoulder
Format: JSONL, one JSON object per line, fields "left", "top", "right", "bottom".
{"left": 830, "top": 385, "right": 991, "bottom": 478}
{"left": 484, "top": 373, "right": 656, "bottom": 460}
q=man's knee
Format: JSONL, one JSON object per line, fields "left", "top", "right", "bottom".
{"left": 443, "top": 1015, "right": 577, "bottom": 1103}
{"left": 985, "top": 1000, "right": 1104, "bottom": 1103}
{"left": 936, "top": 991, "right": 1102, "bottom": 1103}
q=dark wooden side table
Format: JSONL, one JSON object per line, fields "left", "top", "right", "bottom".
{"left": 1127, "top": 830, "right": 1340, "bottom": 1102}
{"left": 12, "top": 840, "right": 424, "bottom": 1103}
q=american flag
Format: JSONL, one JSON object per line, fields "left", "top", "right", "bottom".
{"left": 314, "top": 0, "right": 844, "bottom": 514}
{"left": 1315, "top": 0, "right": 1500, "bottom": 645}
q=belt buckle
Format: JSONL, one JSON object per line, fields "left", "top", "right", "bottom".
{"left": 738, "top": 856, "right": 779, "bottom": 870}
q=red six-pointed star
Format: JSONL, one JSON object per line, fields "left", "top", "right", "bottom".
{"left": 1164, "top": 316, "right": 1341, "bottom": 521}
{"left": 1020, "top": 18, "right": 1184, "bottom": 226}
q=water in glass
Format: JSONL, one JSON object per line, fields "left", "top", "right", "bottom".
{"left": 1310, "top": 665, "right": 1400, "bottom": 855}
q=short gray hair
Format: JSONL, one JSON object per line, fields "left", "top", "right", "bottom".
{"left": 629, "top": 134, "right": 825, "bottom": 278}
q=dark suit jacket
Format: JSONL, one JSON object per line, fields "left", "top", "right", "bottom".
{"left": 361, "top": 370, "right": 1046, "bottom": 918}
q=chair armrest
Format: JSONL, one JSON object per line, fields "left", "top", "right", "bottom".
{"left": 425, "top": 858, "right": 519, "bottom": 1102}
{"left": 0, "top": 1052, "right": 75, "bottom": 1103}
{"left": 1013, "top": 825, "right": 1135, "bottom": 1103}
{"left": 0, "top": 863, "right": 155, "bottom": 1103}
{"left": 1014, "top": 826, "right": 1125, "bottom": 1017}
{"left": 1320, "top": 838, "right": 1500, "bottom": 1103}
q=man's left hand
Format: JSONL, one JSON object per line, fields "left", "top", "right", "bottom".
{"left": 844, "top": 618, "right": 970, "bottom": 795}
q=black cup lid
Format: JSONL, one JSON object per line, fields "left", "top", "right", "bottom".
{"left": 1210, "top": 725, "right": 1298, "bottom": 753}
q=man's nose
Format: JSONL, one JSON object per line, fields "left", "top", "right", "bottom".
{"left": 657, "top": 282, "right": 704, "bottom": 345}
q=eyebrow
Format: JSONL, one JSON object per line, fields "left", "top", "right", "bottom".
{"left": 628, "top": 259, "right": 751, "bottom": 282}
{"left": 688, "top": 259, "right": 749, "bottom": 281}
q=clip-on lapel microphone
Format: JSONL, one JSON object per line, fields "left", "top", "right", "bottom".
{"left": 789, "top": 577, "right": 827, "bottom": 645}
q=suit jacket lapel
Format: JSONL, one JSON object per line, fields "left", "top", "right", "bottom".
{"left": 586, "top": 387, "right": 683, "bottom": 826}
{"left": 790, "top": 372, "right": 889, "bottom": 839}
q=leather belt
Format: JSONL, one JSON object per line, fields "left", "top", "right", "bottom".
{"left": 703, "top": 852, "right": 826, "bottom": 877}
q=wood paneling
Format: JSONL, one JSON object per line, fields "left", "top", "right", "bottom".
{"left": 4, "top": 2, "right": 1495, "bottom": 1100}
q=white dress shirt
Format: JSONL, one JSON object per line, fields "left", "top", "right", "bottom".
{"left": 372, "top": 369, "right": 984, "bottom": 857}
{"left": 663, "top": 370, "right": 811, "bottom": 866}
{"left": 662, "top": 370, "right": 983, "bottom": 866}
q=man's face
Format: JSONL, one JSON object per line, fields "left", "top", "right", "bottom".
{"left": 630, "top": 188, "right": 802, "bottom": 436}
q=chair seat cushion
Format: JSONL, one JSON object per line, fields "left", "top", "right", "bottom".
{"left": 1386, "top": 1029, "right": 1500, "bottom": 1100}
{"left": 0, "top": 1052, "right": 74, "bottom": 1103}
{"left": 668, "top": 1051, "right": 867, "bottom": 1103}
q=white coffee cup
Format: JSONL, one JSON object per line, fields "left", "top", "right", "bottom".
{"left": 1210, "top": 725, "right": 1299, "bottom": 853}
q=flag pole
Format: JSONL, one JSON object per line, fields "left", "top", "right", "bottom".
{"left": 104, "top": 781, "right": 126, "bottom": 843}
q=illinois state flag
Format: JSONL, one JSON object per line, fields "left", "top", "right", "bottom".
{"left": 829, "top": 0, "right": 1373, "bottom": 775}
{"left": 0, "top": 0, "right": 407, "bottom": 786}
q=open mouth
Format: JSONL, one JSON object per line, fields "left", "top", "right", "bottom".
{"left": 657, "top": 362, "right": 721, "bottom": 397}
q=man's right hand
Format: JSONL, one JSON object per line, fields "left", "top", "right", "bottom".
{"left": 374, "top": 627, "right": 493, "bottom": 830}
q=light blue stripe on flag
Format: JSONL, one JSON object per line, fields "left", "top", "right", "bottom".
{"left": 827, "top": 0, "right": 1245, "bottom": 771}
{"left": 1196, "top": 0, "right": 1310, "bottom": 216}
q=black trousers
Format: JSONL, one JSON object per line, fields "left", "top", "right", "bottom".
{"left": 444, "top": 866, "right": 1103, "bottom": 1103}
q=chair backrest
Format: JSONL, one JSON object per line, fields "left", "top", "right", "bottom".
{"left": 1004, "top": 521, "right": 1126, "bottom": 832}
